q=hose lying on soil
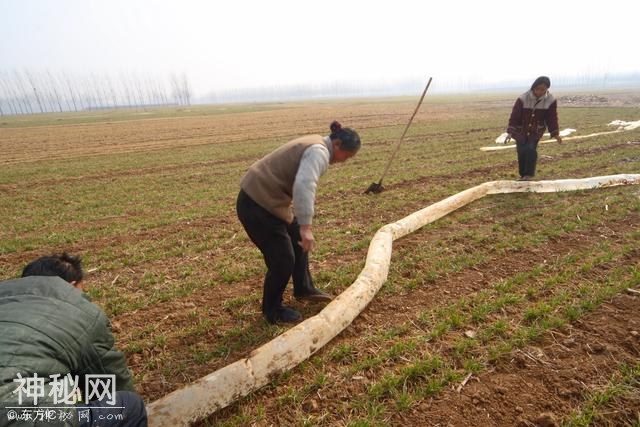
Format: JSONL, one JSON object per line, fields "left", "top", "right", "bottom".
{"left": 147, "top": 173, "right": 640, "bottom": 427}
{"left": 481, "top": 119, "right": 639, "bottom": 152}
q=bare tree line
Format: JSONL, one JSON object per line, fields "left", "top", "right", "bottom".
{"left": 0, "top": 70, "right": 192, "bottom": 116}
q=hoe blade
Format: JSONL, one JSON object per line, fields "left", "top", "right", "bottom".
{"left": 364, "top": 182, "right": 385, "bottom": 194}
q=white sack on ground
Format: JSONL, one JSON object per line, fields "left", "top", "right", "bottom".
{"left": 559, "top": 128, "right": 577, "bottom": 137}
{"left": 147, "top": 174, "right": 640, "bottom": 427}
{"left": 608, "top": 120, "right": 640, "bottom": 131}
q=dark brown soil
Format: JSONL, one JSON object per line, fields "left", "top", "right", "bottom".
{"left": 411, "top": 292, "right": 640, "bottom": 426}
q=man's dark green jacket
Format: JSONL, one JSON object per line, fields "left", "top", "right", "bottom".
{"left": 0, "top": 276, "right": 134, "bottom": 425}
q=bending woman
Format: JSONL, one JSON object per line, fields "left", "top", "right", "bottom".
{"left": 237, "top": 121, "right": 361, "bottom": 323}
{"left": 507, "top": 76, "right": 562, "bottom": 180}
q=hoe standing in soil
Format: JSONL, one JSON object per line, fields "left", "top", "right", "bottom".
{"left": 365, "top": 77, "right": 433, "bottom": 194}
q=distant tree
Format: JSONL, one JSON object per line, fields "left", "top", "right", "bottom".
{"left": 91, "top": 73, "right": 105, "bottom": 109}
{"left": 47, "top": 71, "right": 64, "bottom": 112}
{"left": 13, "top": 71, "right": 33, "bottom": 114}
{"left": 2, "top": 74, "right": 21, "bottom": 114}
{"left": 63, "top": 72, "right": 79, "bottom": 112}
{"left": 0, "top": 72, "right": 10, "bottom": 114}
{"left": 81, "top": 76, "right": 94, "bottom": 110}
{"left": 120, "top": 72, "right": 133, "bottom": 108}
{"left": 0, "top": 68, "right": 195, "bottom": 115}
{"left": 134, "top": 73, "right": 146, "bottom": 109}
{"left": 143, "top": 75, "right": 155, "bottom": 105}
{"left": 24, "top": 70, "right": 44, "bottom": 113}
{"left": 181, "top": 73, "right": 191, "bottom": 106}
{"left": 105, "top": 74, "right": 118, "bottom": 107}
{"left": 169, "top": 73, "right": 182, "bottom": 105}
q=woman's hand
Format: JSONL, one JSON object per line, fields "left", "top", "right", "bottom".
{"left": 299, "top": 225, "right": 315, "bottom": 252}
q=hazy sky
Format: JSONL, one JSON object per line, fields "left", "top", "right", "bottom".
{"left": 2, "top": 0, "right": 639, "bottom": 96}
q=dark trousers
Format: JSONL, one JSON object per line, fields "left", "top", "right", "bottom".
{"left": 236, "top": 190, "right": 315, "bottom": 320}
{"left": 78, "top": 391, "right": 147, "bottom": 427}
{"left": 516, "top": 135, "right": 540, "bottom": 177}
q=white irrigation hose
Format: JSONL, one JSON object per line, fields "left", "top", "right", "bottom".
{"left": 482, "top": 120, "right": 640, "bottom": 152}
{"left": 146, "top": 174, "right": 640, "bottom": 426}
{"left": 495, "top": 128, "right": 576, "bottom": 144}
{"left": 480, "top": 129, "right": 625, "bottom": 151}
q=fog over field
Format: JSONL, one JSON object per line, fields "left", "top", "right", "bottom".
{"left": 2, "top": 0, "right": 639, "bottom": 110}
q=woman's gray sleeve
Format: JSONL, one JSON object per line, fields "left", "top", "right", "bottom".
{"left": 292, "top": 145, "right": 330, "bottom": 225}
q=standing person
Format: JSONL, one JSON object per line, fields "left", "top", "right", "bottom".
{"left": 506, "top": 76, "right": 562, "bottom": 180}
{"left": 237, "top": 121, "right": 361, "bottom": 324}
{"left": 0, "top": 253, "right": 147, "bottom": 427}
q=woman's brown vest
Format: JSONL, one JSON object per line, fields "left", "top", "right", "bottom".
{"left": 240, "top": 135, "right": 325, "bottom": 223}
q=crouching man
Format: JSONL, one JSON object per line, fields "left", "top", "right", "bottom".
{"left": 0, "top": 253, "right": 147, "bottom": 426}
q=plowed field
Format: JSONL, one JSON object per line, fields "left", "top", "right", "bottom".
{"left": 1, "top": 93, "right": 639, "bottom": 426}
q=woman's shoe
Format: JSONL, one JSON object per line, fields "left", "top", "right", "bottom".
{"left": 265, "top": 306, "right": 302, "bottom": 324}
{"left": 294, "top": 288, "right": 333, "bottom": 303}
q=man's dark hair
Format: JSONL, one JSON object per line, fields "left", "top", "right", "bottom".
{"left": 22, "top": 252, "right": 84, "bottom": 283}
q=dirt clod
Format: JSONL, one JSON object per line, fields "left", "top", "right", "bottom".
{"left": 534, "top": 412, "right": 558, "bottom": 427}
{"left": 587, "top": 342, "right": 606, "bottom": 353}
{"left": 494, "top": 386, "right": 507, "bottom": 395}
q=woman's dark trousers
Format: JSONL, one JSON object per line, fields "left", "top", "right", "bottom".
{"left": 516, "top": 135, "right": 540, "bottom": 178}
{"left": 236, "top": 190, "right": 315, "bottom": 321}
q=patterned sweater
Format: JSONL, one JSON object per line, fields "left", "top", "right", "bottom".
{"left": 508, "top": 90, "right": 559, "bottom": 140}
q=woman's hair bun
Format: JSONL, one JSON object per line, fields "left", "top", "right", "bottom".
{"left": 328, "top": 121, "right": 361, "bottom": 152}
